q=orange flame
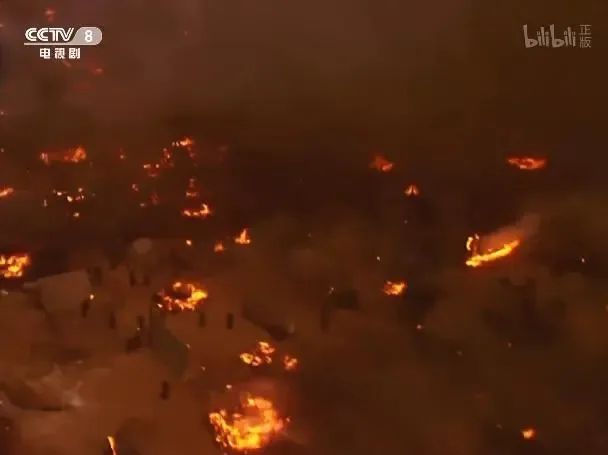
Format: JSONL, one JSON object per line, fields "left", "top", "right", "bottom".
{"left": 282, "top": 355, "right": 299, "bottom": 372}
{"left": 0, "top": 254, "right": 31, "bottom": 278}
{"left": 40, "top": 146, "right": 87, "bottom": 165}
{"left": 521, "top": 427, "right": 536, "bottom": 440}
{"left": 382, "top": 281, "right": 407, "bottom": 296}
{"left": 157, "top": 281, "right": 208, "bottom": 312}
{"left": 172, "top": 137, "right": 195, "bottom": 148}
{"left": 404, "top": 184, "right": 420, "bottom": 197}
{"left": 370, "top": 154, "right": 394, "bottom": 172}
{"left": 209, "top": 395, "right": 286, "bottom": 452}
{"left": 214, "top": 241, "right": 225, "bottom": 253}
{"left": 185, "top": 239, "right": 193, "bottom": 247}
{"left": 107, "top": 436, "right": 117, "bottom": 455}
{"left": 240, "top": 341, "right": 276, "bottom": 367}
{"left": 182, "top": 203, "right": 212, "bottom": 219}
{"left": 234, "top": 228, "right": 251, "bottom": 245}
{"left": 465, "top": 234, "right": 520, "bottom": 267}
{"left": 507, "top": 157, "right": 547, "bottom": 171}
{"left": 0, "top": 187, "right": 15, "bottom": 198}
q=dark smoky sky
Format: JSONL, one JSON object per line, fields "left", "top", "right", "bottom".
{"left": 0, "top": 0, "right": 605, "bottom": 159}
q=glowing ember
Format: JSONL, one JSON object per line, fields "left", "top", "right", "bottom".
{"left": 465, "top": 234, "right": 521, "bottom": 268}
{"left": 142, "top": 163, "right": 161, "bottom": 178}
{"left": 507, "top": 157, "right": 547, "bottom": 171}
{"left": 185, "top": 178, "right": 200, "bottom": 199}
{"left": 382, "top": 280, "right": 407, "bottom": 296}
{"left": 172, "top": 137, "right": 195, "bottom": 148}
{"left": 185, "top": 239, "right": 193, "bottom": 247}
{"left": 0, "top": 187, "right": 14, "bottom": 198}
{"left": 44, "top": 7, "right": 56, "bottom": 22}
{"left": 214, "top": 241, "right": 225, "bottom": 253}
{"left": 40, "top": 146, "right": 87, "bottom": 165}
{"left": 0, "top": 254, "right": 31, "bottom": 278}
{"left": 369, "top": 154, "right": 394, "bottom": 172}
{"left": 182, "top": 203, "right": 212, "bottom": 219}
{"left": 52, "top": 187, "right": 86, "bottom": 203}
{"left": 234, "top": 228, "right": 251, "bottom": 245}
{"left": 240, "top": 341, "right": 276, "bottom": 367}
{"left": 107, "top": 436, "right": 117, "bottom": 455}
{"left": 209, "top": 395, "right": 286, "bottom": 452}
{"left": 157, "top": 281, "right": 208, "bottom": 312}
{"left": 404, "top": 184, "right": 420, "bottom": 197}
{"left": 521, "top": 427, "right": 536, "bottom": 440}
{"left": 282, "top": 355, "right": 299, "bottom": 372}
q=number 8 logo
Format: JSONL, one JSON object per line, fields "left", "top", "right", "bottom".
{"left": 84, "top": 29, "right": 93, "bottom": 43}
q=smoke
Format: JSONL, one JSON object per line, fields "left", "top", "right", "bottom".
{"left": 478, "top": 213, "right": 540, "bottom": 251}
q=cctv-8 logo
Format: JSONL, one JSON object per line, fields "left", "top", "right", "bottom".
{"left": 74, "top": 27, "right": 103, "bottom": 46}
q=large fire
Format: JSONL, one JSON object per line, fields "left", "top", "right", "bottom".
{"left": 209, "top": 395, "right": 287, "bottom": 452}
{"left": 157, "top": 281, "right": 208, "bottom": 312}
{"left": 234, "top": 228, "right": 251, "bottom": 245}
{"left": 506, "top": 157, "right": 547, "bottom": 171}
{"left": 0, "top": 187, "right": 14, "bottom": 198}
{"left": 465, "top": 234, "right": 521, "bottom": 268}
{"left": 0, "top": 254, "right": 31, "bottom": 278}
{"left": 182, "top": 203, "right": 213, "bottom": 219}
{"left": 382, "top": 280, "right": 407, "bottom": 296}
{"left": 40, "top": 146, "right": 87, "bottom": 165}
{"left": 369, "top": 154, "right": 394, "bottom": 172}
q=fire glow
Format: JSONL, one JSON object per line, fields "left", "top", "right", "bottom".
{"left": 234, "top": 228, "right": 251, "bottom": 245}
{"left": 465, "top": 234, "right": 520, "bottom": 268}
{"left": 369, "top": 154, "right": 394, "bottom": 172}
{"left": 507, "top": 157, "right": 547, "bottom": 171}
{"left": 404, "top": 184, "right": 420, "bottom": 197}
{"left": 0, "top": 187, "right": 14, "bottom": 198}
{"left": 182, "top": 203, "right": 212, "bottom": 219}
{"left": 209, "top": 395, "right": 287, "bottom": 452}
{"left": 240, "top": 341, "right": 299, "bottom": 372}
{"left": 240, "top": 341, "right": 276, "bottom": 367}
{"left": 107, "top": 436, "right": 117, "bottom": 455}
{"left": 0, "top": 254, "right": 31, "bottom": 279}
{"left": 214, "top": 241, "right": 225, "bottom": 253}
{"left": 40, "top": 146, "right": 87, "bottom": 165}
{"left": 383, "top": 280, "right": 407, "bottom": 296}
{"left": 157, "top": 281, "right": 208, "bottom": 312}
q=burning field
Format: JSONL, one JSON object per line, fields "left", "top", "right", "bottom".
{"left": 0, "top": 1, "right": 604, "bottom": 454}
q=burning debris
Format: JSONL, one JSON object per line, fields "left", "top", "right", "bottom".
{"left": 0, "top": 187, "right": 14, "bottom": 198}
{"left": 465, "top": 234, "right": 520, "bottom": 268}
{"left": 382, "top": 280, "right": 408, "bottom": 296}
{"left": 404, "top": 184, "right": 420, "bottom": 197}
{"left": 214, "top": 241, "right": 226, "bottom": 253}
{"left": 181, "top": 203, "right": 213, "bottom": 219}
{"left": 0, "top": 254, "right": 31, "bottom": 278}
{"left": 40, "top": 146, "right": 87, "bottom": 165}
{"left": 209, "top": 395, "right": 287, "bottom": 452}
{"left": 234, "top": 229, "right": 251, "bottom": 245}
{"left": 240, "top": 341, "right": 299, "bottom": 372}
{"left": 506, "top": 157, "right": 548, "bottom": 171}
{"left": 156, "top": 281, "right": 208, "bottom": 312}
{"left": 369, "top": 154, "right": 394, "bottom": 172}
